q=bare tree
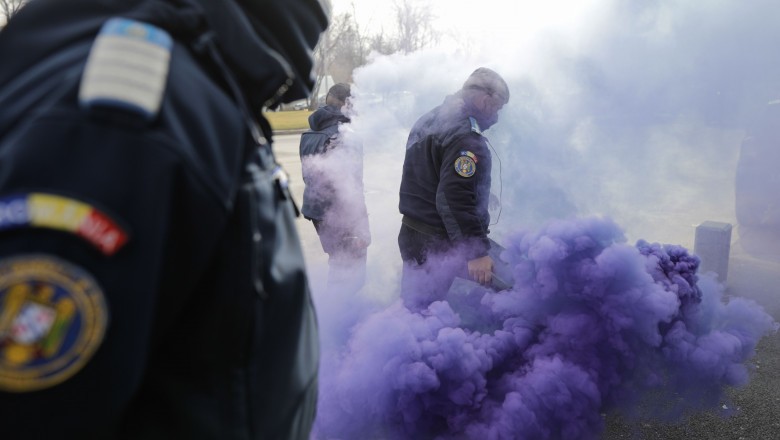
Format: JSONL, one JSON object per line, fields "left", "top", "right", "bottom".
{"left": 311, "top": 9, "right": 371, "bottom": 107}
{"left": 1, "top": 0, "right": 26, "bottom": 25}
{"left": 326, "top": 12, "right": 368, "bottom": 82}
{"left": 309, "top": 0, "right": 441, "bottom": 97}
{"left": 367, "top": 31, "right": 397, "bottom": 56}
{"left": 392, "top": 0, "right": 439, "bottom": 54}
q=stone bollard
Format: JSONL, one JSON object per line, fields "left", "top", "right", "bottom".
{"left": 694, "top": 221, "right": 732, "bottom": 282}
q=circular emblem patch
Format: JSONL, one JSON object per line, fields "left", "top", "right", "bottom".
{"left": 0, "top": 255, "right": 108, "bottom": 392}
{"left": 454, "top": 155, "right": 477, "bottom": 178}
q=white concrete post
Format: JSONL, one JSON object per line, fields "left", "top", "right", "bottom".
{"left": 694, "top": 221, "right": 733, "bottom": 282}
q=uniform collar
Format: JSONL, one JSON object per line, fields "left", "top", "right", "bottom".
{"left": 469, "top": 117, "right": 483, "bottom": 135}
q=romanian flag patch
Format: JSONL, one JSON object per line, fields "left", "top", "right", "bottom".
{"left": 0, "top": 193, "right": 128, "bottom": 255}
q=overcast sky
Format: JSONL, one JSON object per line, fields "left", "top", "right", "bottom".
{"left": 330, "top": 0, "right": 604, "bottom": 54}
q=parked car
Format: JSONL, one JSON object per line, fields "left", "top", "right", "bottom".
{"left": 279, "top": 99, "right": 308, "bottom": 111}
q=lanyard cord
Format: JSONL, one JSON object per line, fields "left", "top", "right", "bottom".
{"left": 486, "top": 138, "right": 503, "bottom": 227}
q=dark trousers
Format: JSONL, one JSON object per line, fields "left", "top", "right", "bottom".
{"left": 313, "top": 220, "right": 367, "bottom": 294}
{"left": 398, "top": 223, "right": 467, "bottom": 311}
{"left": 398, "top": 223, "right": 451, "bottom": 265}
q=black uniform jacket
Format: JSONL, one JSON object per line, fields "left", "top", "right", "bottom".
{"left": 299, "top": 105, "right": 349, "bottom": 221}
{"left": 0, "top": 0, "right": 319, "bottom": 438}
{"left": 399, "top": 95, "right": 492, "bottom": 258}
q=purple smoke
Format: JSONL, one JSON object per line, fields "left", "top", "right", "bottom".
{"left": 314, "top": 217, "right": 777, "bottom": 440}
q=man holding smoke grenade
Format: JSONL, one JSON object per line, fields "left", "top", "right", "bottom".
{"left": 398, "top": 68, "right": 510, "bottom": 311}
{"left": 0, "top": 0, "right": 329, "bottom": 438}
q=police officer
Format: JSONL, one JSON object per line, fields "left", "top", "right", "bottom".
{"left": 0, "top": 0, "right": 328, "bottom": 438}
{"left": 398, "top": 67, "right": 509, "bottom": 311}
{"left": 299, "top": 83, "right": 370, "bottom": 293}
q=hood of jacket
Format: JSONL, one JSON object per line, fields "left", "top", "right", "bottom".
{"left": 308, "top": 105, "right": 349, "bottom": 131}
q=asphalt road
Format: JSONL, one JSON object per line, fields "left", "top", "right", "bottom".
{"left": 271, "top": 133, "right": 780, "bottom": 440}
{"left": 603, "top": 244, "right": 780, "bottom": 440}
{"left": 272, "top": 132, "right": 328, "bottom": 269}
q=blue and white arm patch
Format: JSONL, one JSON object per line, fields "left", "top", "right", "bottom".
{"left": 79, "top": 18, "right": 172, "bottom": 121}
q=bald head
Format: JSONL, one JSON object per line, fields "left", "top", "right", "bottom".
{"left": 462, "top": 67, "right": 509, "bottom": 105}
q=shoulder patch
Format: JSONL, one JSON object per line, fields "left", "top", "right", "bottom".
{"left": 0, "top": 193, "right": 129, "bottom": 256}
{"left": 454, "top": 150, "right": 478, "bottom": 178}
{"left": 0, "top": 255, "right": 108, "bottom": 392}
{"left": 79, "top": 18, "right": 173, "bottom": 121}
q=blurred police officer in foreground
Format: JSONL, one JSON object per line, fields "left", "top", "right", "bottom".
{"left": 0, "top": 0, "right": 328, "bottom": 438}
{"left": 398, "top": 68, "right": 509, "bottom": 311}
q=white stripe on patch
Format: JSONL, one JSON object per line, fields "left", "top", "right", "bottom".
{"left": 79, "top": 18, "right": 172, "bottom": 120}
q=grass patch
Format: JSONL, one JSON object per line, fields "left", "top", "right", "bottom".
{"left": 263, "top": 110, "right": 311, "bottom": 131}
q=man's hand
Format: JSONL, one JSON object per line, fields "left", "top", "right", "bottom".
{"left": 468, "top": 255, "right": 494, "bottom": 285}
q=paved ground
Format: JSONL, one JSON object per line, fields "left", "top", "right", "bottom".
{"left": 272, "top": 133, "right": 780, "bottom": 440}
{"left": 603, "top": 241, "right": 780, "bottom": 440}
{"left": 273, "top": 133, "right": 329, "bottom": 268}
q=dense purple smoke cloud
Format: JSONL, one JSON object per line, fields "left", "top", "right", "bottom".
{"left": 313, "top": 217, "right": 776, "bottom": 440}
